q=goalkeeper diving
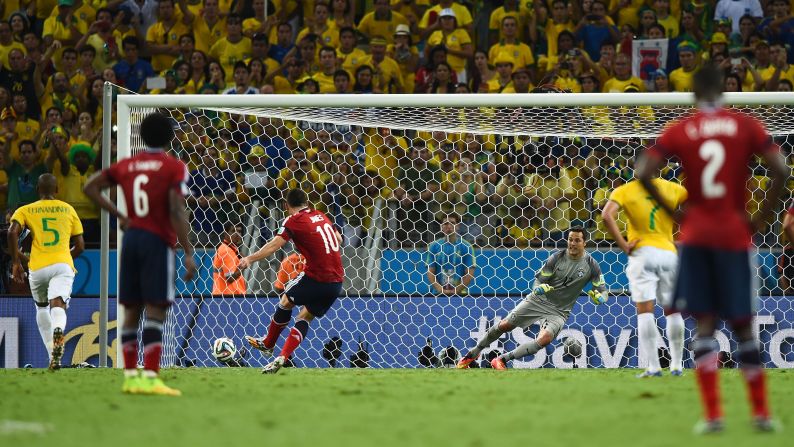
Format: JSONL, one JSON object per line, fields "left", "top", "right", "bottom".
{"left": 458, "top": 227, "right": 608, "bottom": 369}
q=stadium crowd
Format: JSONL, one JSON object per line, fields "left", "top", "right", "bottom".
{"left": 0, "top": 0, "right": 792, "bottom": 261}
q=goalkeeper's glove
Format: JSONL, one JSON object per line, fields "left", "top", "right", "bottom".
{"left": 588, "top": 290, "right": 607, "bottom": 305}
{"left": 533, "top": 284, "right": 554, "bottom": 296}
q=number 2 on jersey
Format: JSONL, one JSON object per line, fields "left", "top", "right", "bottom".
{"left": 316, "top": 223, "right": 340, "bottom": 254}
{"left": 699, "top": 140, "right": 726, "bottom": 198}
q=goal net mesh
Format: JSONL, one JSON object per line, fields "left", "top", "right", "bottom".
{"left": 122, "top": 98, "right": 794, "bottom": 369}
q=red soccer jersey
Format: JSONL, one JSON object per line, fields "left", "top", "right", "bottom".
{"left": 648, "top": 108, "right": 778, "bottom": 250}
{"left": 105, "top": 150, "right": 189, "bottom": 247}
{"left": 276, "top": 208, "right": 344, "bottom": 283}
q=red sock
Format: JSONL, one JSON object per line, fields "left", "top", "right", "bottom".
{"left": 695, "top": 352, "right": 722, "bottom": 421}
{"left": 143, "top": 343, "right": 162, "bottom": 374}
{"left": 122, "top": 340, "right": 138, "bottom": 370}
{"left": 263, "top": 320, "right": 288, "bottom": 349}
{"left": 742, "top": 367, "right": 770, "bottom": 418}
{"left": 280, "top": 327, "right": 304, "bottom": 358}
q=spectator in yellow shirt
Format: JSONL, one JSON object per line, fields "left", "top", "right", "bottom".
{"left": 603, "top": 53, "right": 645, "bottom": 92}
{"left": 488, "top": 0, "right": 530, "bottom": 45}
{"left": 669, "top": 42, "right": 700, "bottom": 92}
{"left": 419, "top": 0, "right": 473, "bottom": 39}
{"left": 358, "top": 0, "right": 410, "bottom": 44}
{"left": 296, "top": 2, "right": 339, "bottom": 50}
{"left": 209, "top": 14, "right": 253, "bottom": 84}
{"left": 0, "top": 21, "right": 26, "bottom": 70}
{"left": 337, "top": 26, "right": 367, "bottom": 75}
{"left": 314, "top": 46, "right": 338, "bottom": 93}
{"left": 388, "top": 24, "right": 420, "bottom": 93}
{"left": 426, "top": 9, "right": 473, "bottom": 82}
{"left": 361, "top": 36, "right": 404, "bottom": 93}
{"left": 333, "top": 69, "right": 351, "bottom": 93}
{"left": 178, "top": 0, "right": 226, "bottom": 55}
{"left": 145, "top": 0, "right": 189, "bottom": 72}
{"left": 43, "top": 0, "right": 88, "bottom": 67}
{"left": 488, "top": 15, "right": 535, "bottom": 82}
{"left": 486, "top": 53, "right": 514, "bottom": 93}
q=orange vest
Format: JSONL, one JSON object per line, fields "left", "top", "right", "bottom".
{"left": 212, "top": 241, "right": 247, "bottom": 295}
{"left": 274, "top": 253, "right": 306, "bottom": 292}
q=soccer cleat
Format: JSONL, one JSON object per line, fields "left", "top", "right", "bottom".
{"left": 693, "top": 419, "right": 724, "bottom": 435}
{"left": 245, "top": 336, "right": 274, "bottom": 356}
{"left": 49, "top": 327, "right": 64, "bottom": 371}
{"left": 456, "top": 355, "right": 476, "bottom": 369}
{"left": 636, "top": 370, "right": 663, "bottom": 378}
{"left": 752, "top": 416, "right": 783, "bottom": 433}
{"left": 137, "top": 376, "right": 182, "bottom": 396}
{"left": 122, "top": 375, "right": 144, "bottom": 394}
{"left": 490, "top": 357, "right": 507, "bottom": 370}
{"left": 262, "top": 356, "right": 286, "bottom": 374}
{"left": 670, "top": 369, "right": 684, "bottom": 377}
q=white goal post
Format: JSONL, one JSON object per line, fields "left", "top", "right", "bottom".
{"left": 109, "top": 92, "right": 794, "bottom": 369}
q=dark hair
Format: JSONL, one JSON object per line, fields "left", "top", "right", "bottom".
{"left": 19, "top": 139, "right": 36, "bottom": 151}
{"left": 140, "top": 112, "right": 175, "bottom": 147}
{"left": 179, "top": 33, "right": 195, "bottom": 44}
{"left": 62, "top": 47, "right": 78, "bottom": 57}
{"left": 440, "top": 213, "right": 460, "bottom": 224}
{"left": 339, "top": 26, "right": 356, "bottom": 38}
{"left": 252, "top": 32, "right": 268, "bottom": 43}
{"left": 79, "top": 45, "right": 96, "bottom": 55}
{"left": 226, "top": 13, "right": 242, "bottom": 24}
{"left": 333, "top": 69, "right": 350, "bottom": 81}
{"left": 694, "top": 63, "right": 724, "bottom": 101}
{"left": 233, "top": 60, "right": 250, "bottom": 73}
{"left": 568, "top": 226, "right": 588, "bottom": 240}
{"left": 122, "top": 36, "right": 139, "bottom": 49}
{"left": 319, "top": 45, "right": 336, "bottom": 57}
{"left": 648, "top": 23, "right": 666, "bottom": 36}
{"left": 225, "top": 221, "right": 242, "bottom": 233}
{"left": 285, "top": 188, "right": 308, "bottom": 207}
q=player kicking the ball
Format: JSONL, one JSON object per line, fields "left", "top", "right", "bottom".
{"left": 84, "top": 112, "right": 196, "bottom": 396}
{"left": 457, "top": 227, "right": 607, "bottom": 369}
{"left": 240, "top": 188, "right": 344, "bottom": 374}
{"left": 637, "top": 64, "right": 787, "bottom": 433}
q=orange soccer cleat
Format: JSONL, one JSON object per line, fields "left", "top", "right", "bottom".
{"left": 490, "top": 357, "right": 507, "bottom": 370}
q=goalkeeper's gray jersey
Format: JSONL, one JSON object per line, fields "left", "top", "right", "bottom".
{"left": 532, "top": 250, "right": 606, "bottom": 313}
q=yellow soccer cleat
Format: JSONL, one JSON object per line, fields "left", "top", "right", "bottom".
{"left": 138, "top": 376, "right": 182, "bottom": 397}
{"left": 122, "top": 375, "right": 144, "bottom": 394}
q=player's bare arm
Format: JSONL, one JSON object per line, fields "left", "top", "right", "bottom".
{"left": 427, "top": 266, "right": 445, "bottom": 294}
{"left": 754, "top": 149, "right": 789, "bottom": 232}
{"left": 239, "top": 235, "right": 288, "bottom": 269}
{"left": 169, "top": 188, "right": 196, "bottom": 281}
{"left": 70, "top": 235, "right": 85, "bottom": 260}
{"left": 602, "top": 200, "right": 638, "bottom": 254}
{"left": 7, "top": 220, "right": 26, "bottom": 283}
{"left": 83, "top": 172, "right": 129, "bottom": 229}
{"left": 784, "top": 212, "right": 794, "bottom": 244}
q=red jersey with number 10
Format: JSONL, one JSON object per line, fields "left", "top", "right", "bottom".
{"left": 276, "top": 208, "right": 344, "bottom": 283}
{"left": 105, "top": 150, "right": 189, "bottom": 247}
{"left": 647, "top": 108, "right": 778, "bottom": 250}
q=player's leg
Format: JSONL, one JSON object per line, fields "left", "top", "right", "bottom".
{"left": 658, "top": 250, "right": 685, "bottom": 375}
{"left": 46, "top": 264, "right": 75, "bottom": 370}
{"left": 262, "top": 278, "right": 341, "bottom": 374}
{"left": 120, "top": 304, "right": 144, "bottom": 393}
{"left": 679, "top": 246, "right": 723, "bottom": 433}
{"left": 246, "top": 293, "right": 296, "bottom": 355}
{"left": 627, "top": 250, "right": 663, "bottom": 377}
{"left": 720, "top": 251, "right": 778, "bottom": 431}
{"left": 29, "top": 270, "right": 53, "bottom": 363}
{"left": 495, "top": 316, "right": 563, "bottom": 369}
{"left": 457, "top": 307, "right": 520, "bottom": 368}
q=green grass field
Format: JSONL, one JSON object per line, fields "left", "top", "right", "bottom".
{"left": 1, "top": 368, "right": 792, "bottom": 447}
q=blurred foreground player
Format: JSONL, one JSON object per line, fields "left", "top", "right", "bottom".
{"left": 637, "top": 64, "right": 787, "bottom": 433}
{"left": 84, "top": 112, "right": 196, "bottom": 396}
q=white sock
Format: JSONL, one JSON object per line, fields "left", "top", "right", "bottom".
{"left": 50, "top": 306, "right": 67, "bottom": 332}
{"left": 36, "top": 306, "right": 53, "bottom": 358}
{"left": 665, "top": 313, "right": 685, "bottom": 371}
{"left": 638, "top": 312, "right": 661, "bottom": 372}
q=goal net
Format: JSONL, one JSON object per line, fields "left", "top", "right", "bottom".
{"left": 116, "top": 93, "right": 794, "bottom": 369}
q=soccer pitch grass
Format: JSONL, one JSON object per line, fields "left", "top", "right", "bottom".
{"left": 1, "top": 368, "right": 792, "bottom": 447}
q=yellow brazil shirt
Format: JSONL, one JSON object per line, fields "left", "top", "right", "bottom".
{"left": 427, "top": 28, "right": 471, "bottom": 74}
{"left": 357, "top": 11, "right": 409, "bottom": 44}
{"left": 209, "top": 37, "right": 253, "bottom": 84}
{"left": 296, "top": 24, "right": 340, "bottom": 50}
{"left": 340, "top": 47, "right": 368, "bottom": 75}
{"left": 419, "top": 4, "right": 473, "bottom": 29}
{"left": 146, "top": 20, "right": 191, "bottom": 72}
{"left": 360, "top": 55, "right": 404, "bottom": 93}
{"left": 602, "top": 76, "right": 646, "bottom": 92}
{"left": 192, "top": 16, "right": 226, "bottom": 55}
{"left": 488, "top": 41, "right": 535, "bottom": 68}
{"left": 669, "top": 67, "right": 697, "bottom": 92}
{"left": 313, "top": 71, "right": 336, "bottom": 93}
{"left": 489, "top": 5, "right": 531, "bottom": 42}
{"left": 608, "top": 178, "right": 688, "bottom": 253}
{"left": 43, "top": 15, "right": 88, "bottom": 68}
{"left": 11, "top": 199, "right": 83, "bottom": 271}
{"left": 0, "top": 41, "right": 26, "bottom": 70}
{"left": 54, "top": 160, "right": 99, "bottom": 220}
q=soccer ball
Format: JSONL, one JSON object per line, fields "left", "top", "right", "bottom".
{"left": 212, "top": 337, "right": 237, "bottom": 362}
{"left": 563, "top": 337, "right": 583, "bottom": 357}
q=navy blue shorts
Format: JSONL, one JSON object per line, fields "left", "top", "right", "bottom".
{"left": 283, "top": 273, "right": 342, "bottom": 318}
{"left": 119, "top": 228, "right": 175, "bottom": 307}
{"left": 674, "top": 245, "right": 756, "bottom": 321}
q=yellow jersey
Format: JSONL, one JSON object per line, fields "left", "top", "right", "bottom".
{"left": 427, "top": 29, "right": 471, "bottom": 73}
{"left": 669, "top": 67, "right": 697, "bottom": 92}
{"left": 209, "top": 37, "right": 253, "bottom": 83}
{"left": 608, "top": 178, "right": 688, "bottom": 253}
{"left": 11, "top": 199, "right": 83, "bottom": 271}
